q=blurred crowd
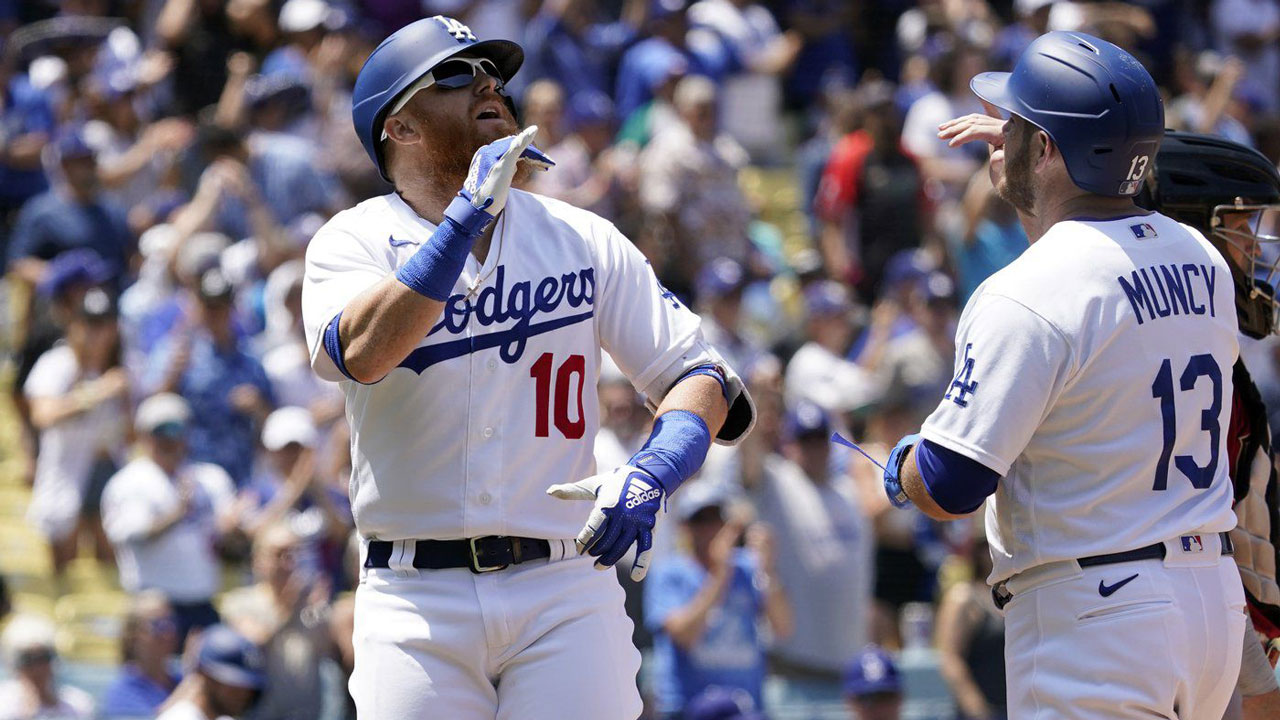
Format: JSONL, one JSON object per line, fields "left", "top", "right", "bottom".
{"left": 0, "top": 0, "right": 1278, "bottom": 719}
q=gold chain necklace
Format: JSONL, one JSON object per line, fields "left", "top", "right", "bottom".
{"left": 466, "top": 211, "right": 505, "bottom": 299}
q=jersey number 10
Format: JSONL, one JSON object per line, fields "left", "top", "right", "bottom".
{"left": 531, "top": 353, "right": 587, "bottom": 439}
{"left": 1151, "top": 354, "right": 1222, "bottom": 491}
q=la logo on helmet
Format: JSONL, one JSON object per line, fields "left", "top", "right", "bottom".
{"left": 433, "top": 16, "right": 476, "bottom": 42}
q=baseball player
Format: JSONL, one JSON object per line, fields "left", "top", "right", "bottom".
{"left": 1135, "top": 131, "right": 1280, "bottom": 719}
{"left": 300, "top": 15, "right": 755, "bottom": 719}
{"left": 882, "top": 32, "right": 1244, "bottom": 718}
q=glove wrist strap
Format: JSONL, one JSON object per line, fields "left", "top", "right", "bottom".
{"left": 444, "top": 194, "right": 496, "bottom": 236}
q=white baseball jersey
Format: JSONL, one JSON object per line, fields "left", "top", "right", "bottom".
{"left": 302, "top": 189, "right": 743, "bottom": 542}
{"left": 921, "top": 212, "right": 1239, "bottom": 584}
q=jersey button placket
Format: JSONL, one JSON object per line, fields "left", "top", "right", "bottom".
{"left": 468, "top": 340, "right": 502, "bottom": 535}
{"left": 462, "top": 306, "right": 483, "bottom": 539}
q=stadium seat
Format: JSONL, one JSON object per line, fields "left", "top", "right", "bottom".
{"left": 54, "top": 590, "right": 130, "bottom": 664}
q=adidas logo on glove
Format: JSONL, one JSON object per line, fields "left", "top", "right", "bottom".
{"left": 624, "top": 477, "right": 662, "bottom": 509}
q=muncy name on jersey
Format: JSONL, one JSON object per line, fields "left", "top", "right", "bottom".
{"left": 1117, "top": 263, "right": 1219, "bottom": 326}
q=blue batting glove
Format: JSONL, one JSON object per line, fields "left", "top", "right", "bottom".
{"left": 444, "top": 125, "right": 555, "bottom": 235}
{"left": 546, "top": 465, "right": 664, "bottom": 581}
{"left": 884, "top": 433, "right": 921, "bottom": 509}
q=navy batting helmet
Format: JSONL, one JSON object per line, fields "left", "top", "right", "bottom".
{"left": 351, "top": 15, "right": 523, "bottom": 181}
{"left": 971, "top": 31, "right": 1164, "bottom": 197}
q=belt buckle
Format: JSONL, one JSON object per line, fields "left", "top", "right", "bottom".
{"left": 469, "top": 536, "right": 509, "bottom": 574}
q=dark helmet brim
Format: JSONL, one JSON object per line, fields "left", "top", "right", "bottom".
{"left": 970, "top": 72, "right": 1016, "bottom": 119}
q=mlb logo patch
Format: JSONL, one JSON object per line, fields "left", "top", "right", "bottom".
{"left": 1130, "top": 223, "right": 1158, "bottom": 239}
{"left": 1180, "top": 535, "right": 1205, "bottom": 553}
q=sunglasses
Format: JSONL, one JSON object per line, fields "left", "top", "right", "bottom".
{"left": 150, "top": 421, "right": 188, "bottom": 440}
{"left": 381, "top": 57, "right": 503, "bottom": 139}
{"left": 16, "top": 648, "right": 55, "bottom": 668}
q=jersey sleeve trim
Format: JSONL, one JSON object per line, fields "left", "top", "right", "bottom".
{"left": 920, "top": 425, "right": 1015, "bottom": 477}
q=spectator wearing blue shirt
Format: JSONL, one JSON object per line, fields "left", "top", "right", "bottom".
{"left": 0, "top": 57, "right": 55, "bottom": 241}
{"left": 991, "top": 0, "right": 1052, "bottom": 72}
{"left": 950, "top": 177, "right": 1026, "bottom": 303}
{"left": 644, "top": 482, "right": 792, "bottom": 718}
{"left": 613, "top": 40, "right": 688, "bottom": 148}
{"left": 522, "top": 0, "right": 641, "bottom": 100}
{"left": 174, "top": 123, "right": 336, "bottom": 253}
{"left": 782, "top": 0, "right": 857, "bottom": 108}
{"left": 131, "top": 231, "right": 236, "bottom": 361}
{"left": 147, "top": 268, "right": 275, "bottom": 486}
{"left": 101, "top": 590, "right": 182, "bottom": 718}
{"left": 615, "top": 0, "right": 730, "bottom": 122}
{"left": 8, "top": 128, "right": 130, "bottom": 283}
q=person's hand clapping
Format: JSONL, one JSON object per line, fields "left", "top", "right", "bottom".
{"left": 744, "top": 523, "right": 777, "bottom": 575}
{"left": 143, "top": 117, "right": 195, "bottom": 153}
{"left": 708, "top": 517, "right": 746, "bottom": 578}
{"left": 95, "top": 367, "right": 131, "bottom": 401}
{"left": 229, "top": 383, "right": 267, "bottom": 416}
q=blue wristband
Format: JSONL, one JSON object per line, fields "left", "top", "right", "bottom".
{"left": 628, "top": 409, "right": 712, "bottom": 497}
{"left": 395, "top": 199, "right": 486, "bottom": 301}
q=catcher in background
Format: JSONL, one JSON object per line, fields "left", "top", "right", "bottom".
{"left": 1137, "top": 130, "right": 1280, "bottom": 720}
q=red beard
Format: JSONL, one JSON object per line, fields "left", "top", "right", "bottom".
{"left": 422, "top": 106, "right": 522, "bottom": 191}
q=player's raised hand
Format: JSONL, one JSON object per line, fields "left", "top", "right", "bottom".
{"left": 939, "top": 100, "right": 1009, "bottom": 193}
{"left": 938, "top": 110, "right": 1005, "bottom": 150}
{"left": 939, "top": 99, "right": 1006, "bottom": 147}
{"left": 546, "top": 465, "right": 664, "bottom": 581}
{"left": 452, "top": 125, "right": 555, "bottom": 224}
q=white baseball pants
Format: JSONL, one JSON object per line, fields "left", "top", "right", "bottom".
{"left": 350, "top": 540, "right": 643, "bottom": 720}
{"left": 1000, "top": 534, "right": 1246, "bottom": 719}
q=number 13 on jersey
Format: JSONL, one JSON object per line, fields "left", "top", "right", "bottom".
{"left": 1151, "top": 354, "right": 1222, "bottom": 491}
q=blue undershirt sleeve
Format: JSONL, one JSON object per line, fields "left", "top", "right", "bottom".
{"left": 915, "top": 438, "right": 1000, "bottom": 515}
{"left": 323, "top": 311, "right": 372, "bottom": 385}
